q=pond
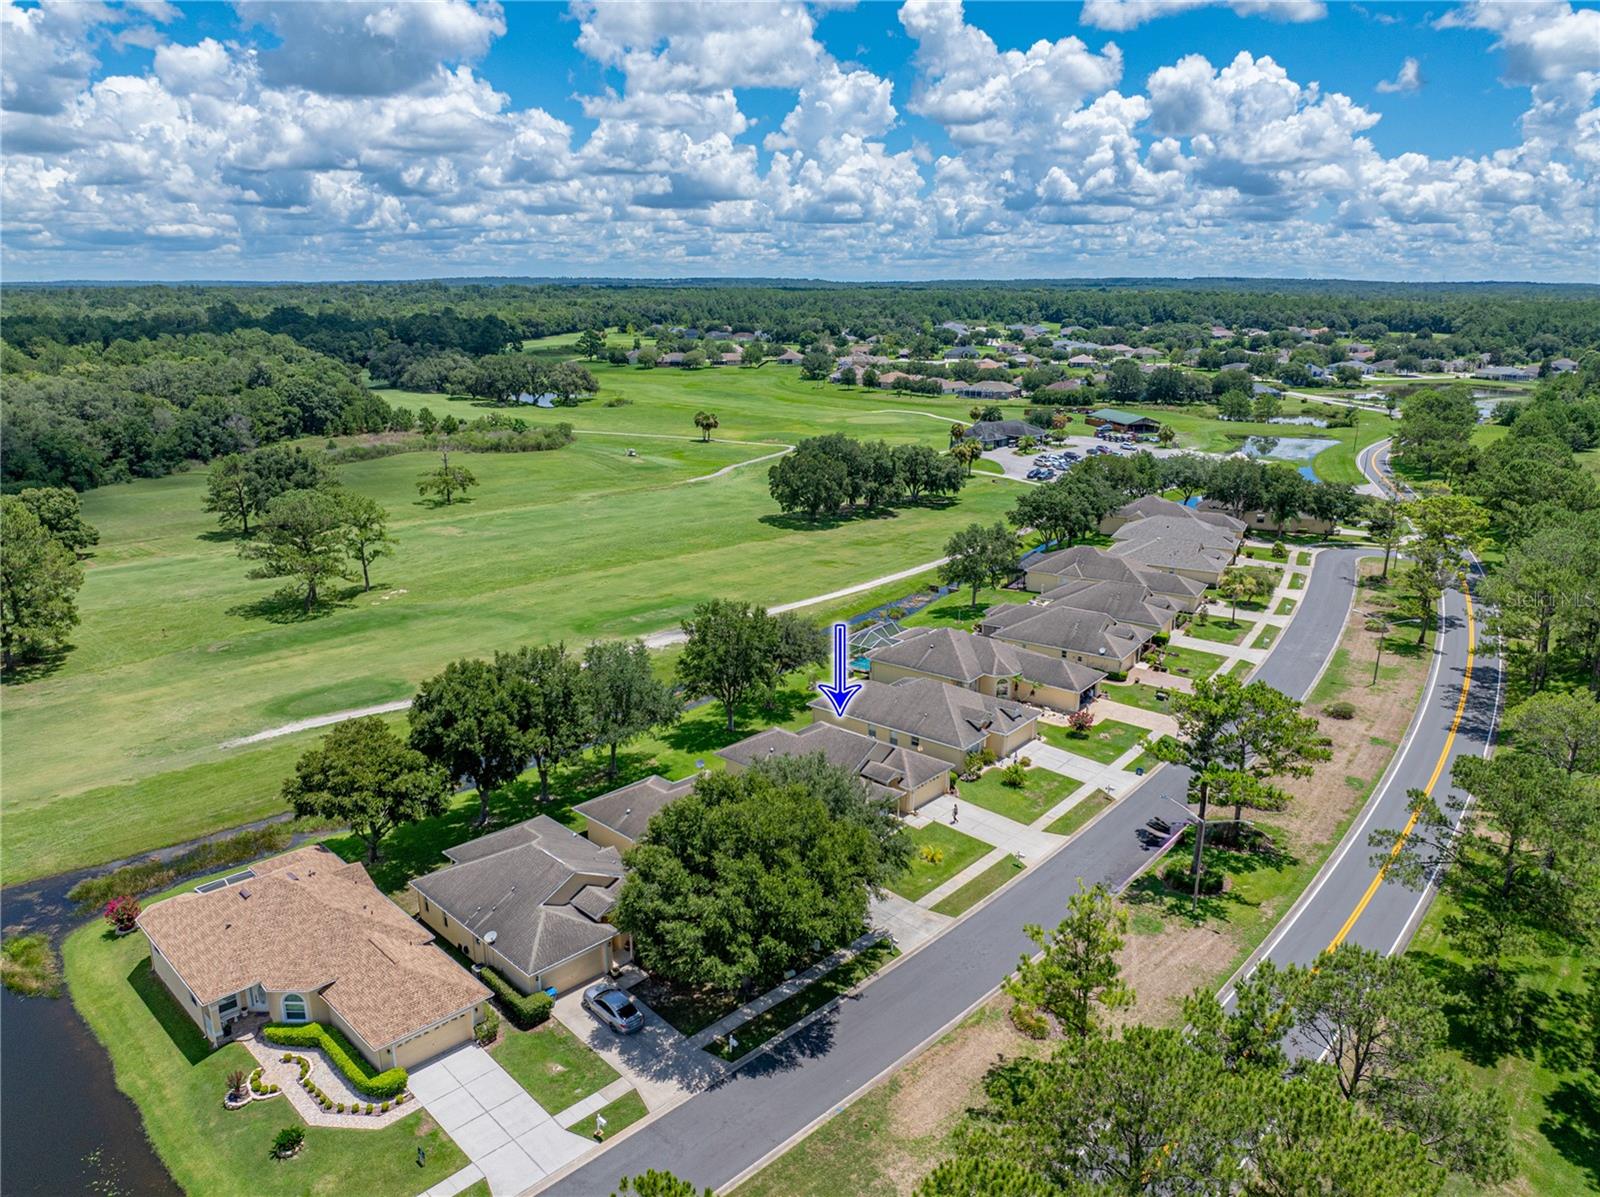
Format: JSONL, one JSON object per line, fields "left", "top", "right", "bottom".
{"left": 1240, "top": 435, "right": 1337, "bottom": 461}
{"left": 1, "top": 986, "right": 178, "bottom": 1196}
{"left": 1265, "top": 416, "right": 1328, "bottom": 427}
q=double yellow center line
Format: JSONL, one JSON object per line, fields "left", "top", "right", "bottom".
{"left": 1324, "top": 582, "right": 1477, "bottom": 951}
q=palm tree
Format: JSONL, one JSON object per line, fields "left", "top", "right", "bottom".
{"left": 693, "top": 410, "right": 719, "bottom": 442}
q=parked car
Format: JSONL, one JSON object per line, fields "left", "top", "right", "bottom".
{"left": 1147, "top": 816, "right": 1173, "bottom": 835}
{"left": 582, "top": 983, "right": 645, "bottom": 1034}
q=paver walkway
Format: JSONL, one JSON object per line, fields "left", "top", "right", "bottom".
{"left": 408, "top": 1045, "right": 594, "bottom": 1197}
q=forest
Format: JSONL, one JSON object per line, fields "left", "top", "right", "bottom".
{"left": 4, "top": 278, "right": 1597, "bottom": 496}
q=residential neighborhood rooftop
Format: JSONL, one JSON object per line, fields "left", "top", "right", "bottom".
{"left": 138, "top": 845, "right": 488, "bottom": 1051}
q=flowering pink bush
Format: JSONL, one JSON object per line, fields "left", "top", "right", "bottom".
{"left": 1067, "top": 708, "right": 1096, "bottom": 732}
{"left": 104, "top": 895, "right": 142, "bottom": 933}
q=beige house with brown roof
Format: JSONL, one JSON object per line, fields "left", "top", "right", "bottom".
{"left": 808, "top": 677, "right": 1038, "bottom": 767}
{"left": 867, "top": 626, "right": 1105, "bottom": 714}
{"left": 137, "top": 845, "right": 489, "bottom": 1071}
{"left": 411, "top": 815, "right": 632, "bottom": 998}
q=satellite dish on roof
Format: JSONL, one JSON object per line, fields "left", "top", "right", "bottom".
{"left": 484, "top": 931, "right": 497, "bottom": 945}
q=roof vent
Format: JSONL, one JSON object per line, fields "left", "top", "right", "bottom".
{"left": 237, "top": 888, "right": 251, "bottom": 899}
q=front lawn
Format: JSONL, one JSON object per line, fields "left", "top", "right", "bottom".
{"left": 1182, "top": 617, "right": 1255, "bottom": 646}
{"left": 1040, "top": 718, "right": 1148, "bottom": 764}
{"left": 960, "top": 767, "right": 1081, "bottom": 824}
{"left": 931, "top": 856, "right": 1025, "bottom": 917}
{"left": 1128, "top": 736, "right": 1179, "bottom": 775}
{"left": 708, "top": 939, "right": 900, "bottom": 1061}
{"left": 491, "top": 1019, "right": 620, "bottom": 1115}
{"left": 591, "top": 1090, "right": 648, "bottom": 1138}
{"left": 1253, "top": 624, "right": 1280, "bottom": 650}
{"left": 1149, "top": 644, "right": 1228, "bottom": 680}
{"left": 61, "top": 871, "right": 469, "bottom": 1197}
{"left": 1277, "top": 597, "right": 1298, "bottom": 615}
{"left": 1288, "top": 572, "right": 1306, "bottom": 590}
{"left": 1043, "top": 790, "right": 1114, "bottom": 838}
{"left": 1101, "top": 681, "right": 1178, "bottom": 714}
{"left": 889, "top": 823, "right": 991, "bottom": 901}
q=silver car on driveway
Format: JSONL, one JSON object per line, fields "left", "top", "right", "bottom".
{"left": 582, "top": 982, "right": 645, "bottom": 1034}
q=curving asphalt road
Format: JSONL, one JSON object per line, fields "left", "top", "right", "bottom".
{"left": 543, "top": 441, "right": 1502, "bottom": 1191}
{"left": 544, "top": 545, "right": 1378, "bottom": 1196}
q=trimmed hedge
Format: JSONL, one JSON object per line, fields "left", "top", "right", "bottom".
{"left": 261, "top": 1023, "right": 407, "bottom": 1100}
{"left": 481, "top": 967, "right": 554, "bottom": 1029}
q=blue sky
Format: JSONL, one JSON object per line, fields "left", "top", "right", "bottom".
{"left": 3, "top": 0, "right": 1596, "bottom": 281}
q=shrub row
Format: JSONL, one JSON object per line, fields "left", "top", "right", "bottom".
{"left": 67, "top": 824, "right": 293, "bottom": 910}
{"left": 280, "top": 1053, "right": 400, "bottom": 1114}
{"left": 481, "top": 967, "right": 554, "bottom": 1029}
{"left": 262, "top": 1023, "right": 407, "bottom": 1100}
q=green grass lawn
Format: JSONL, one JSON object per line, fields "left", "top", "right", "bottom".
{"left": 1296, "top": 551, "right": 1312, "bottom": 566}
{"left": 1405, "top": 905, "right": 1600, "bottom": 1197}
{"left": 959, "top": 767, "right": 1081, "bottom": 824}
{"left": 491, "top": 1019, "right": 620, "bottom": 1115}
{"left": 899, "top": 585, "right": 1031, "bottom": 629}
{"left": 1100, "top": 681, "right": 1177, "bottom": 714}
{"left": 1182, "top": 617, "right": 1255, "bottom": 646}
{"left": 591, "top": 1089, "right": 648, "bottom": 1138}
{"left": 61, "top": 869, "right": 470, "bottom": 1197}
{"left": 1288, "top": 572, "right": 1306, "bottom": 590}
{"left": 1277, "top": 597, "right": 1298, "bottom": 615}
{"left": 1253, "top": 624, "right": 1281, "bottom": 650}
{"left": 1110, "top": 402, "right": 1386, "bottom": 485}
{"left": 890, "top": 824, "right": 991, "bottom": 901}
{"left": 1043, "top": 789, "right": 1115, "bottom": 838}
{"left": 1150, "top": 644, "right": 1229, "bottom": 680}
{"left": 708, "top": 940, "right": 900, "bottom": 1062}
{"left": 931, "top": 855, "right": 1026, "bottom": 917}
{"left": 1127, "top": 736, "right": 1179, "bottom": 774}
{"left": 1040, "top": 718, "right": 1148, "bottom": 764}
{"left": 6, "top": 368, "right": 1025, "bottom": 884}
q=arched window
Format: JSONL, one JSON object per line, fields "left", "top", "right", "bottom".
{"left": 282, "top": 994, "right": 308, "bottom": 1023}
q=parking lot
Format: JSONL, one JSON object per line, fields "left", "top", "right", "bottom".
{"left": 985, "top": 434, "right": 1191, "bottom": 482}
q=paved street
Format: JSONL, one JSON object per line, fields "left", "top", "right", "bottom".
{"left": 542, "top": 547, "right": 1368, "bottom": 1195}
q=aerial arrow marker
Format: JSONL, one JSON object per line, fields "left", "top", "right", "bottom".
{"left": 816, "top": 622, "right": 863, "bottom": 717}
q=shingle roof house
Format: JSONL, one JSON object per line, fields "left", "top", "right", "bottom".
{"left": 1023, "top": 543, "right": 1209, "bottom": 609}
{"left": 1031, "top": 578, "right": 1180, "bottom": 632}
{"left": 977, "top": 604, "right": 1153, "bottom": 674}
{"left": 868, "top": 627, "right": 1104, "bottom": 714}
{"left": 963, "top": 419, "right": 1048, "bottom": 448}
{"left": 573, "top": 775, "right": 697, "bottom": 852}
{"left": 717, "top": 722, "right": 951, "bottom": 813}
{"left": 1106, "top": 516, "right": 1237, "bottom": 583}
{"left": 1099, "top": 496, "right": 1245, "bottom": 536}
{"left": 139, "top": 845, "right": 488, "bottom": 1069}
{"left": 808, "top": 677, "right": 1038, "bottom": 767}
{"left": 411, "top": 815, "right": 631, "bottom": 996}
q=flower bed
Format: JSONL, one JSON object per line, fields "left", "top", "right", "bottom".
{"left": 261, "top": 1023, "right": 407, "bottom": 1100}
{"left": 281, "top": 1053, "right": 408, "bottom": 1117}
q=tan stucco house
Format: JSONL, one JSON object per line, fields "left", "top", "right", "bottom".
{"left": 137, "top": 845, "right": 489, "bottom": 1071}
{"left": 977, "top": 602, "right": 1153, "bottom": 675}
{"left": 868, "top": 626, "right": 1104, "bottom": 714}
{"left": 1023, "top": 544, "right": 1209, "bottom": 613}
{"left": 411, "top": 815, "right": 631, "bottom": 998}
{"left": 716, "top": 721, "right": 952, "bottom": 814}
{"left": 808, "top": 676, "right": 1038, "bottom": 767}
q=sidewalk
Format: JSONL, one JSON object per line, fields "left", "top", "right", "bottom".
{"left": 683, "top": 930, "right": 882, "bottom": 1052}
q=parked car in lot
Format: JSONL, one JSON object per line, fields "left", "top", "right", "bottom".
{"left": 1027, "top": 467, "right": 1055, "bottom": 480}
{"left": 582, "top": 983, "right": 645, "bottom": 1034}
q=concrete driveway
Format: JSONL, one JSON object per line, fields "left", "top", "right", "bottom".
{"left": 553, "top": 986, "right": 724, "bottom": 1113}
{"left": 409, "top": 1045, "right": 594, "bottom": 1196}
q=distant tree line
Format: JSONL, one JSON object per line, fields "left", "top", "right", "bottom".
{"left": 767, "top": 435, "right": 965, "bottom": 520}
